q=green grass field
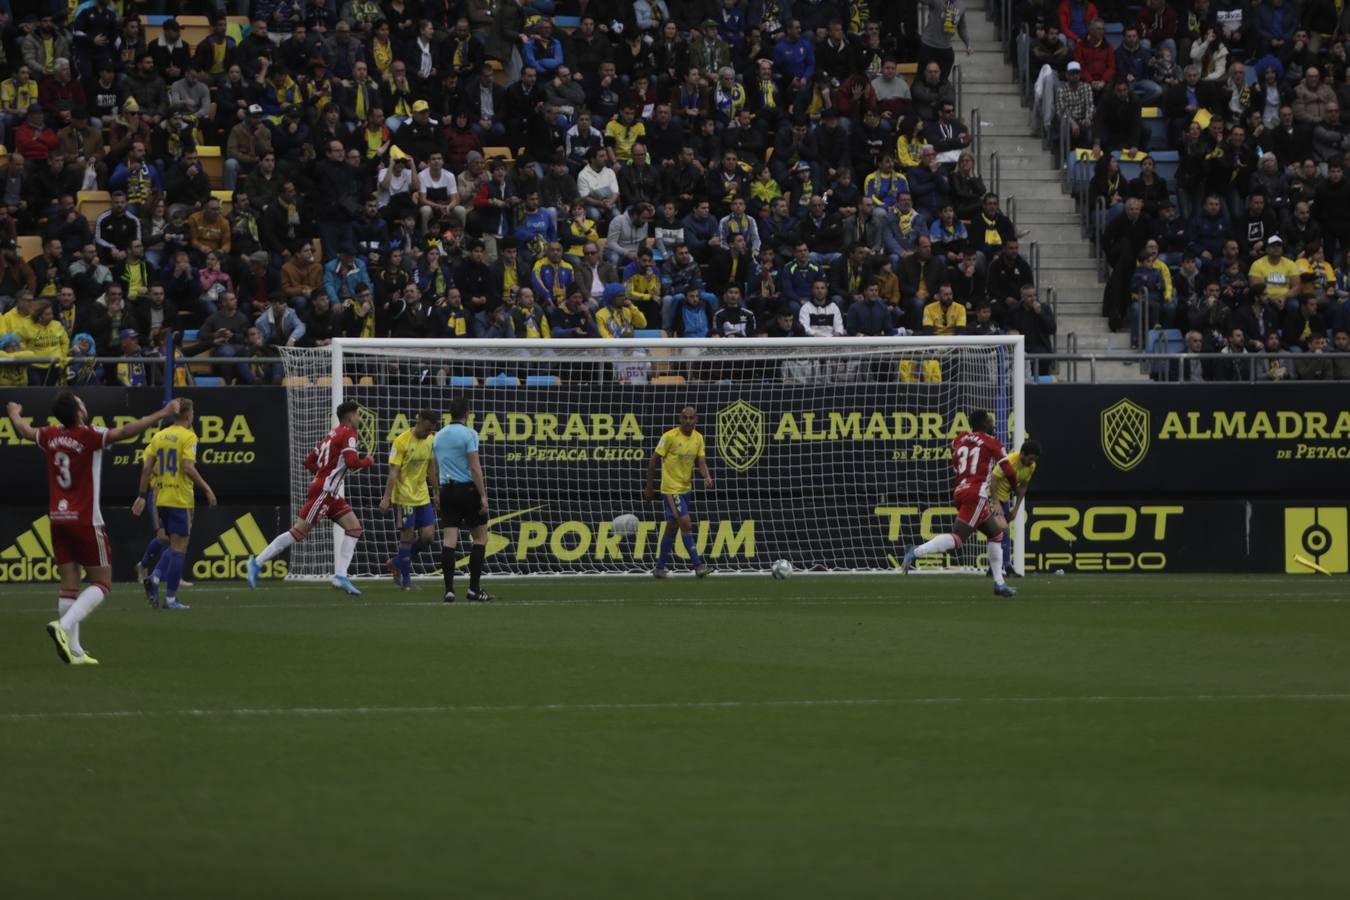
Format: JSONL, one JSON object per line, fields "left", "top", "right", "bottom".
{"left": 3, "top": 574, "right": 1349, "bottom": 899}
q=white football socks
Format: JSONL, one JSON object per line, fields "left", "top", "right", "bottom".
{"left": 58, "top": 597, "right": 82, "bottom": 656}
{"left": 335, "top": 533, "right": 359, "bottom": 577}
{"left": 914, "top": 533, "right": 958, "bottom": 558}
{"left": 255, "top": 531, "right": 296, "bottom": 565}
{"left": 988, "top": 542, "right": 1006, "bottom": 586}
{"left": 59, "top": 585, "right": 105, "bottom": 638}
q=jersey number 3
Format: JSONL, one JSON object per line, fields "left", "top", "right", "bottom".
{"left": 54, "top": 451, "right": 73, "bottom": 489}
{"left": 954, "top": 445, "right": 981, "bottom": 476}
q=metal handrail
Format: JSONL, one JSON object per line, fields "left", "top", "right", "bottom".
{"left": 1094, "top": 196, "right": 1108, "bottom": 280}
{"left": 1029, "top": 241, "right": 1041, "bottom": 287}
{"left": 1023, "top": 351, "right": 1346, "bottom": 384}
{"left": 989, "top": 151, "right": 1000, "bottom": 197}
{"left": 1000, "top": 0, "right": 1013, "bottom": 56}
{"left": 1006, "top": 196, "right": 1017, "bottom": 226}
{"left": 970, "top": 106, "right": 981, "bottom": 169}
{"left": 1045, "top": 286, "right": 1058, "bottom": 351}
{"left": 1058, "top": 116, "right": 1071, "bottom": 181}
{"left": 952, "top": 63, "right": 963, "bottom": 119}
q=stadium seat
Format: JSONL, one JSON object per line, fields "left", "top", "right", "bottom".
{"left": 194, "top": 376, "right": 224, "bottom": 386}
{"left": 358, "top": 376, "right": 375, "bottom": 385}
{"left": 182, "top": 329, "right": 200, "bottom": 342}
{"left": 175, "top": 15, "right": 212, "bottom": 48}
{"left": 197, "top": 146, "right": 224, "bottom": 187}
{"left": 448, "top": 376, "right": 477, "bottom": 386}
{"left": 77, "top": 190, "right": 112, "bottom": 218}
{"left": 485, "top": 373, "right": 519, "bottom": 386}
{"left": 554, "top": 15, "right": 581, "bottom": 28}
{"left": 651, "top": 375, "right": 686, "bottom": 384}
{"left": 633, "top": 329, "right": 665, "bottom": 338}
{"left": 526, "top": 375, "right": 559, "bottom": 386}
{"left": 17, "top": 234, "right": 42, "bottom": 260}
{"left": 212, "top": 190, "right": 233, "bottom": 214}
{"left": 482, "top": 146, "right": 514, "bottom": 161}
{"left": 1145, "top": 328, "right": 1184, "bottom": 354}
{"left": 1140, "top": 117, "right": 1168, "bottom": 151}
{"left": 282, "top": 376, "right": 313, "bottom": 386}
{"left": 1149, "top": 150, "right": 1180, "bottom": 184}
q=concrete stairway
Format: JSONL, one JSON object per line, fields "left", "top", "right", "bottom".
{"left": 957, "top": 11, "right": 1142, "bottom": 380}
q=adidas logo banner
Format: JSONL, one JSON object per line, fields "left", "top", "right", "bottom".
{"left": 0, "top": 515, "right": 61, "bottom": 581}
{"left": 195, "top": 511, "right": 288, "bottom": 581}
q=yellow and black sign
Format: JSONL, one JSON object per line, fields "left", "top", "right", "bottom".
{"left": 194, "top": 513, "right": 287, "bottom": 580}
{"left": 0, "top": 515, "right": 61, "bottom": 582}
{"left": 716, "top": 400, "right": 765, "bottom": 472}
{"left": 1285, "top": 508, "right": 1348, "bottom": 575}
{"left": 1100, "top": 398, "right": 1150, "bottom": 471}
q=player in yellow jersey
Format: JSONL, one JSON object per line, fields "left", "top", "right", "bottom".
{"left": 378, "top": 410, "right": 441, "bottom": 590}
{"left": 131, "top": 400, "right": 217, "bottom": 609}
{"left": 990, "top": 439, "right": 1040, "bottom": 579}
{"left": 643, "top": 405, "right": 714, "bottom": 578}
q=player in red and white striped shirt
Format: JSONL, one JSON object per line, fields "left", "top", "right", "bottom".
{"left": 7, "top": 393, "right": 179, "bottom": 664}
{"left": 247, "top": 401, "right": 374, "bottom": 595}
{"left": 901, "top": 409, "right": 1021, "bottom": 597}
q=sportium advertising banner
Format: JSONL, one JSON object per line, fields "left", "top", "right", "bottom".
{"left": 0, "top": 388, "right": 289, "bottom": 500}
{"left": 1026, "top": 385, "right": 1350, "bottom": 496}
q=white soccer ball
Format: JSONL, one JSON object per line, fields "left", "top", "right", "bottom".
{"left": 612, "top": 513, "right": 640, "bottom": 536}
{"left": 771, "top": 559, "right": 793, "bottom": 580}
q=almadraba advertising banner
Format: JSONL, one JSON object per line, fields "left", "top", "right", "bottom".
{"left": 1025, "top": 385, "right": 1350, "bottom": 496}
{"left": 0, "top": 388, "right": 289, "bottom": 500}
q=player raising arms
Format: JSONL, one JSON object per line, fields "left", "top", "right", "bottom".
{"left": 7, "top": 393, "right": 179, "bottom": 665}
{"left": 379, "top": 409, "right": 440, "bottom": 591}
{"left": 901, "top": 409, "right": 1020, "bottom": 597}
{"left": 990, "top": 439, "right": 1040, "bottom": 580}
{"left": 132, "top": 399, "right": 217, "bottom": 609}
{"left": 644, "top": 405, "right": 715, "bottom": 579}
{"left": 247, "top": 401, "right": 375, "bottom": 595}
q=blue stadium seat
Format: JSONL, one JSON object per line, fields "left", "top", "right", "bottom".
{"left": 1150, "top": 150, "right": 1180, "bottom": 184}
{"left": 554, "top": 15, "right": 581, "bottom": 28}
{"left": 448, "top": 376, "right": 476, "bottom": 387}
{"left": 633, "top": 329, "right": 664, "bottom": 338}
{"left": 485, "top": 373, "right": 519, "bottom": 386}
{"left": 1140, "top": 118, "right": 1168, "bottom": 151}
{"left": 1145, "top": 328, "right": 1184, "bottom": 354}
{"left": 182, "top": 329, "right": 199, "bottom": 342}
{"left": 526, "top": 375, "right": 559, "bottom": 386}
{"left": 1104, "top": 22, "right": 1124, "bottom": 50}
{"left": 194, "top": 376, "right": 224, "bottom": 386}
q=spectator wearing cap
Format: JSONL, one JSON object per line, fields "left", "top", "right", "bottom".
{"left": 114, "top": 327, "right": 152, "bottom": 386}
{"left": 256, "top": 292, "right": 307, "bottom": 348}
{"left": 1055, "top": 61, "right": 1095, "bottom": 147}
{"left": 15, "top": 104, "right": 59, "bottom": 162}
{"left": 690, "top": 20, "right": 732, "bottom": 86}
{"left": 1249, "top": 235, "right": 1300, "bottom": 301}
{"left": 549, "top": 289, "right": 597, "bottom": 338}
{"left": 324, "top": 246, "right": 373, "bottom": 304}
{"left": 148, "top": 19, "right": 192, "bottom": 84}
{"left": 394, "top": 100, "right": 441, "bottom": 162}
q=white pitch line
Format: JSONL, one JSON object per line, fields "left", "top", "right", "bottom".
{"left": 3, "top": 693, "right": 1350, "bottom": 723}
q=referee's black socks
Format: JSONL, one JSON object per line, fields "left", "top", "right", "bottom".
{"left": 470, "top": 545, "right": 485, "bottom": 592}
{"left": 442, "top": 545, "right": 456, "bottom": 594}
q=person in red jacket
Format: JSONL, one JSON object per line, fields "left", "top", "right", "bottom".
{"left": 1058, "top": 0, "right": 1099, "bottom": 50}
{"left": 1074, "top": 18, "right": 1117, "bottom": 96}
{"left": 1135, "top": 0, "right": 1179, "bottom": 57}
{"left": 14, "top": 103, "right": 60, "bottom": 162}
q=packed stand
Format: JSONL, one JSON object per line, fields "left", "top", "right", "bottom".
{"left": 0, "top": 1, "right": 1054, "bottom": 387}
{"left": 1022, "top": 0, "right": 1350, "bottom": 377}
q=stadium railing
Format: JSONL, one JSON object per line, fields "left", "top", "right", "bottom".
{"left": 1024, "top": 352, "right": 1350, "bottom": 383}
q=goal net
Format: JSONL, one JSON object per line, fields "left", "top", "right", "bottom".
{"left": 280, "top": 337, "right": 1026, "bottom": 577}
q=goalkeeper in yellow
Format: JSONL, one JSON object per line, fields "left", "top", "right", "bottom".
{"left": 990, "top": 439, "right": 1040, "bottom": 579}
{"left": 131, "top": 399, "right": 217, "bottom": 609}
{"left": 379, "top": 409, "right": 441, "bottom": 590}
{"left": 644, "top": 405, "right": 714, "bottom": 579}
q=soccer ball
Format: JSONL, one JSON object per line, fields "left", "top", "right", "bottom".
{"left": 771, "top": 559, "right": 793, "bottom": 580}
{"left": 612, "top": 513, "right": 640, "bottom": 536}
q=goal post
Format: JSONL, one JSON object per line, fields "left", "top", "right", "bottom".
{"left": 281, "top": 336, "right": 1027, "bottom": 578}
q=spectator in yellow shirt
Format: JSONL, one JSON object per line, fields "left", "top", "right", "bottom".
{"left": 25, "top": 300, "right": 69, "bottom": 385}
{"left": 596, "top": 293, "right": 647, "bottom": 338}
{"left": 922, "top": 284, "right": 968, "bottom": 335}
{"left": 1247, "top": 235, "right": 1300, "bottom": 300}
{"left": 604, "top": 103, "right": 646, "bottom": 162}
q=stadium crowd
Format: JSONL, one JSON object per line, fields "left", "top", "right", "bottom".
{"left": 0, "top": 0, "right": 1065, "bottom": 387}
{"left": 1023, "top": 0, "right": 1350, "bottom": 377}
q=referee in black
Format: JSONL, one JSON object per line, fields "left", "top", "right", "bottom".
{"left": 431, "top": 397, "right": 493, "bottom": 602}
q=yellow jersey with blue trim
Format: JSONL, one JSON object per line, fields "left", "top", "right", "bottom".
{"left": 147, "top": 425, "right": 199, "bottom": 509}
{"left": 656, "top": 427, "right": 705, "bottom": 496}
{"left": 992, "top": 451, "right": 1036, "bottom": 503}
{"left": 389, "top": 428, "right": 435, "bottom": 506}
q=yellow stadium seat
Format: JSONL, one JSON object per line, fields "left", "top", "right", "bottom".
{"left": 176, "top": 15, "right": 212, "bottom": 48}
{"left": 282, "top": 376, "right": 313, "bottom": 387}
{"left": 197, "top": 145, "right": 224, "bottom": 187}
{"left": 651, "top": 375, "right": 686, "bottom": 384}
{"left": 17, "top": 234, "right": 43, "bottom": 260}
{"left": 77, "top": 190, "right": 112, "bottom": 219}
{"left": 212, "top": 189, "right": 233, "bottom": 214}
{"left": 482, "top": 146, "right": 514, "bottom": 162}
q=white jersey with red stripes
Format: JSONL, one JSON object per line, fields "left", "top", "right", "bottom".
{"left": 35, "top": 424, "right": 111, "bottom": 526}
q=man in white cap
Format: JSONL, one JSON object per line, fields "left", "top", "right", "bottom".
{"left": 1054, "top": 61, "right": 1095, "bottom": 147}
{"left": 1248, "top": 235, "right": 1300, "bottom": 302}
{"left": 225, "top": 103, "right": 274, "bottom": 190}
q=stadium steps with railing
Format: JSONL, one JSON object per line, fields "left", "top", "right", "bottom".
{"left": 962, "top": 9, "right": 1141, "bottom": 380}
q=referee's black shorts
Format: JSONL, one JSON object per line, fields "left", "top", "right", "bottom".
{"left": 439, "top": 482, "right": 487, "bottom": 529}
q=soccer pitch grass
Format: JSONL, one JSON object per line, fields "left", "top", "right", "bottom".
{"left": 3, "top": 575, "right": 1350, "bottom": 899}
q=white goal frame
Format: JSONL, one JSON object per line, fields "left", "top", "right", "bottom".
{"left": 295, "top": 336, "right": 1027, "bottom": 577}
